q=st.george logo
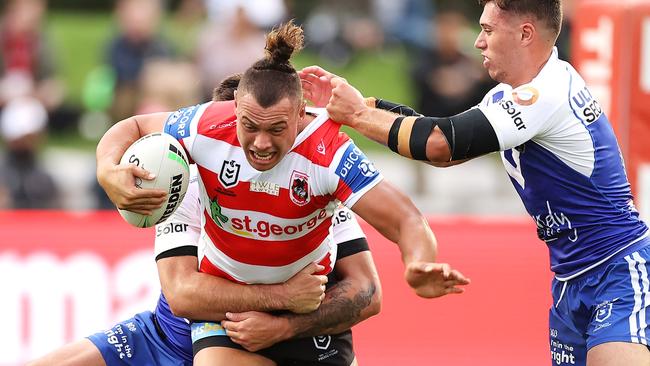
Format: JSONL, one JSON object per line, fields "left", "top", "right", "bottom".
{"left": 290, "top": 170, "right": 310, "bottom": 206}
{"left": 219, "top": 160, "right": 240, "bottom": 188}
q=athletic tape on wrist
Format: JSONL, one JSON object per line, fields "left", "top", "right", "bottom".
{"left": 387, "top": 116, "right": 404, "bottom": 153}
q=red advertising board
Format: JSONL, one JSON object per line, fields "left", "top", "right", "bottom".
{"left": 572, "top": 0, "right": 650, "bottom": 210}
{"left": 0, "top": 211, "right": 550, "bottom": 366}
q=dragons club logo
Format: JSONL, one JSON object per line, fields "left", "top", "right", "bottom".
{"left": 290, "top": 170, "right": 310, "bottom": 206}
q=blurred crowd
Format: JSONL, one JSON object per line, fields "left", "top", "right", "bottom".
{"left": 0, "top": 0, "right": 575, "bottom": 210}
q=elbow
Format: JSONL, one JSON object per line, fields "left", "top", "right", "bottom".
{"left": 366, "top": 281, "right": 383, "bottom": 318}
{"left": 162, "top": 283, "right": 194, "bottom": 318}
{"left": 165, "top": 292, "right": 192, "bottom": 318}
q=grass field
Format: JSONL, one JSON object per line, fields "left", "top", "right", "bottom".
{"left": 45, "top": 12, "right": 415, "bottom": 151}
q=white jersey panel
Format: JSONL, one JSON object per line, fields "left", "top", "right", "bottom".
{"left": 154, "top": 165, "right": 201, "bottom": 257}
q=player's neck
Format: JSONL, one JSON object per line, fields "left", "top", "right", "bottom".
{"left": 509, "top": 47, "right": 553, "bottom": 88}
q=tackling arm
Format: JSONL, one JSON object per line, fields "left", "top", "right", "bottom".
{"left": 157, "top": 255, "right": 327, "bottom": 320}
{"left": 221, "top": 246, "right": 382, "bottom": 352}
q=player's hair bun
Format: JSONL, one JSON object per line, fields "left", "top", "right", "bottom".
{"left": 263, "top": 20, "right": 304, "bottom": 69}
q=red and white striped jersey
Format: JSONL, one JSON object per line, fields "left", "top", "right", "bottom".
{"left": 164, "top": 101, "right": 382, "bottom": 284}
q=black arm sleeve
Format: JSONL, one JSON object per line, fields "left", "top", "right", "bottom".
{"left": 375, "top": 98, "right": 422, "bottom": 117}
{"left": 155, "top": 245, "right": 198, "bottom": 261}
{"left": 436, "top": 108, "right": 500, "bottom": 161}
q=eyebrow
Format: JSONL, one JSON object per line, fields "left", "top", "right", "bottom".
{"left": 241, "top": 116, "right": 288, "bottom": 127}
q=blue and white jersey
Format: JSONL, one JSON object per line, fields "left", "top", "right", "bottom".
{"left": 477, "top": 47, "right": 649, "bottom": 280}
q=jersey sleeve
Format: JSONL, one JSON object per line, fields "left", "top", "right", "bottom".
{"left": 331, "top": 206, "right": 369, "bottom": 259}
{"left": 477, "top": 83, "right": 561, "bottom": 150}
{"left": 329, "top": 140, "right": 383, "bottom": 207}
{"left": 163, "top": 102, "right": 210, "bottom": 163}
{"left": 154, "top": 166, "right": 202, "bottom": 260}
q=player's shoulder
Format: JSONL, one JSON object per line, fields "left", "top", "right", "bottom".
{"left": 164, "top": 101, "right": 236, "bottom": 140}
{"left": 291, "top": 108, "right": 351, "bottom": 166}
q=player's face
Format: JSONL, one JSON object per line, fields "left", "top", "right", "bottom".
{"left": 474, "top": 2, "right": 524, "bottom": 85}
{"left": 235, "top": 93, "right": 304, "bottom": 171}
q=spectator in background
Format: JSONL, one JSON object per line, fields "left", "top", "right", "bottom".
{"left": 302, "top": 0, "right": 383, "bottom": 67}
{"left": 136, "top": 59, "right": 201, "bottom": 114}
{"left": 411, "top": 9, "right": 495, "bottom": 117}
{"left": 372, "top": 0, "right": 435, "bottom": 50}
{"left": 0, "top": 96, "right": 59, "bottom": 209}
{"left": 106, "top": 0, "right": 174, "bottom": 121}
{"left": 194, "top": 1, "right": 270, "bottom": 100}
{"left": 0, "top": 0, "right": 69, "bottom": 131}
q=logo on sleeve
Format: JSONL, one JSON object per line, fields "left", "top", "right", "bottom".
{"left": 164, "top": 104, "right": 200, "bottom": 139}
{"left": 219, "top": 160, "right": 240, "bottom": 188}
{"left": 290, "top": 170, "right": 310, "bottom": 206}
{"left": 491, "top": 90, "right": 505, "bottom": 103}
{"left": 358, "top": 159, "right": 377, "bottom": 177}
{"left": 498, "top": 100, "right": 527, "bottom": 130}
{"left": 570, "top": 86, "right": 602, "bottom": 124}
{"left": 512, "top": 86, "right": 539, "bottom": 106}
{"left": 335, "top": 144, "right": 379, "bottom": 192}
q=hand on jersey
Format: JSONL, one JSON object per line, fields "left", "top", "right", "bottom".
{"left": 282, "top": 262, "right": 328, "bottom": 314}
{"left": 300, "top": 65, "right": 341, "bottom": 108}
{"left": 222, "top": 311, "right": 290, "bottom": 352}
{"left": 299, "top": 66, "right": 366, "bottom": 126}
{"left": 405, "top": 262, "right": 470, "bottom": 298}
{"left": 98, "top": 163, "right": 167, "bottom": 215}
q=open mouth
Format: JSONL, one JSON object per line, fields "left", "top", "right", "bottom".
{"left": 250, "top": 150, "right": 275, "bottom": 163}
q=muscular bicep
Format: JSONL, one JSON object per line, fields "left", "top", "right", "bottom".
{"left": 133, "top": 112, "right": 170, "bottom": 135}
{"left": 350, "top": 180, "right": 419, "bottom": 243}
{"left": 334, "top": 251, "right": 380, "bottom": 289}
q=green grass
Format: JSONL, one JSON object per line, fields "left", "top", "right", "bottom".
{"left": 47, "top": 12, "right": 115, "bottom": 105}
{"left": 45, "top": 12, "right": 414, "bottom": 153}
{"left": 292, "top": 49, "right": 415, "bottom": 152}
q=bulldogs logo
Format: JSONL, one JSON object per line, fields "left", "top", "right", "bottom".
{"left": 290, "top": 170, "right": 310, "bottom": 206}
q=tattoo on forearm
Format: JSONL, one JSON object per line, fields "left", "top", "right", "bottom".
{"left": 290, "top": 279, "right": 377, "bottom": 338}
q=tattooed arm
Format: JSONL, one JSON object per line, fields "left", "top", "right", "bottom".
{"left": 222, "top": 251, "right": 382, "bottom": 352}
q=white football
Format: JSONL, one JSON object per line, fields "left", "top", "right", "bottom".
{"left": 118, "top": 132, "right": 190, "bottom": 228}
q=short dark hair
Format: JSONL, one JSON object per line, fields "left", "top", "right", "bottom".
{"left": 212, "top": 73, "right": 241, "bottom": 102}
{"left": 479, "top": 0, "right": 562, "bottom": 38}
{"left": 238, "top": 20, "right": 304, "bottom": 108}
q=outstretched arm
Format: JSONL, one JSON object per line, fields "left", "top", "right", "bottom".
{"left": 221, "top": 249, "right": 382, "bottom": 352}
{"left": 351, "top": 180, "right": 470, "bottom": 298}
{"left": 300, "top": 66, "right": 499, "bottom": 165}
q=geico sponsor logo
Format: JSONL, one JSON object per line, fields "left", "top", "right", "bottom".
{"left": 156, "top": 222, "right": 189, "bottom": 237}
{"left": 499, "top": 99, "right": 527, "bottom": 130}
{"left": 0, "top": 251, "right": 158, "bottom": 364}
{"left": 230, "top": 209, "right": 328, "bottom": 238}
{"left": 158, "top": 174, "right": 185, "bottom": 223}
{"left": 571, "top": 86, "right": 602, "bottom": 124}
{"left": 339, "top": 146, "right": 363, "bottom": 178}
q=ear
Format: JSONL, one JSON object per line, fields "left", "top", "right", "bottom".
{"left": 298, "top": 99, "right": 307, "bottom": 119}
{"left": 521, "top": 22, "right": 535, "bottom": 46}
{"left": 234, "top": 89, "right": 238, "bottom": 108}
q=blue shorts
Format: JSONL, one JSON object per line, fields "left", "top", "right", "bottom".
{"left": 87, "top": 311, "right": 192, "bottom": 366}
{"left": 549, "top": 245, "right": 650, "bottom": 365}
